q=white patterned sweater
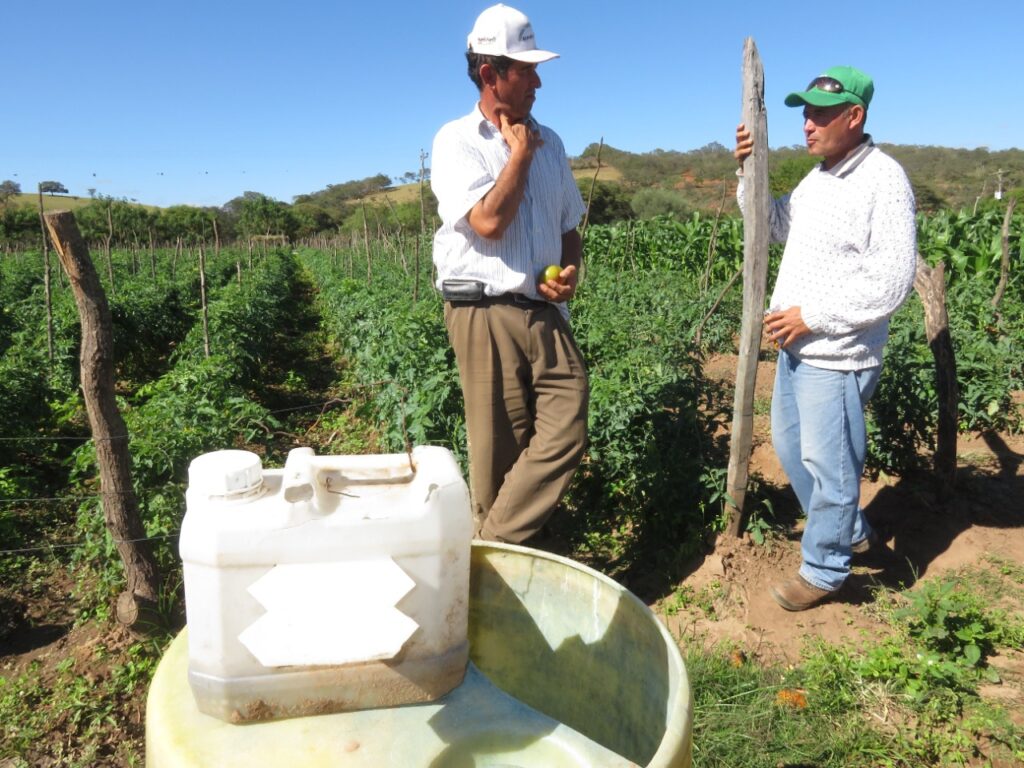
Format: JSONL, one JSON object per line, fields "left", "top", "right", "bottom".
{"left": 738, "top": 140, "right": 918, "bottom": 370}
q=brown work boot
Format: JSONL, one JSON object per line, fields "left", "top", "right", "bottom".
{"left": 770, "top": 575, "right": 837, "bottom": 611}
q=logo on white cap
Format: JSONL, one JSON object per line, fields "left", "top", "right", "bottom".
{"left": 467, "top": 4, "right": 559, "bottom": 63}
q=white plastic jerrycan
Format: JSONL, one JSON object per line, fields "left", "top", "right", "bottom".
{"left": 179, "top": 445, "right": 472, "bottom": 723}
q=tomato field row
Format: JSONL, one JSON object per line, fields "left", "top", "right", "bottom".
{"left": 0, "top": 207, "right": 1020, "bottom": 593}
{"left": 0, "top": 204, "right": 1020, "bottom": 766}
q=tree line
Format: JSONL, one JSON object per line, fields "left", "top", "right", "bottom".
{"left": 573, "top": 141, "right": 1024, "bottom": 216}
{"left": 0, "top": 172, "right": 439, "bottom": 250}
{"left": 3, "top": 141, "right": 1020, "bottom": 250}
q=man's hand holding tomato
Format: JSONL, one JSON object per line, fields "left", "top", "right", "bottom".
{"left": 538, "top": 263, "right": 577, "bottom": 303}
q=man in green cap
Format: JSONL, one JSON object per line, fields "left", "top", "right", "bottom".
{"left": 734, "top": 66, "right": 917, "bottom": 611}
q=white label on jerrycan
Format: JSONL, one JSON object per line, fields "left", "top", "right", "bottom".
{"left": 238, "top": 559, "right": 418, "bottom": 666}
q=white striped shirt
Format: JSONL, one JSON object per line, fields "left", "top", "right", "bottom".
{"left": 738, "top": 138, "right": 917, "bottom": 370}
{"left": 431, "top": 105, "right": 585, "bottom": 305}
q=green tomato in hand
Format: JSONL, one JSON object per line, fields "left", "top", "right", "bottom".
{"left": 541, "top": 265, "right": 563, "bottom": 284}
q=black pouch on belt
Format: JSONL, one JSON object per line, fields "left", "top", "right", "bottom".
{"left": 441, "top": 279, "right": 485, "bottom": 302}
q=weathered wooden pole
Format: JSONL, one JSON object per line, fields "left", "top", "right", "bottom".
{"left": 36, "top": 185, "right": 55, "bottom": 361}
{"left": 104, "top": 202, "right": 116, "bottom": 296}
{"left": 43, "top": 210, "right": 163, "bottom": 633}
{"left": 149, "top": 226, "right": 157, "bottom": 280}
{"left": 914, "top": 255, "right": 958, "bottom": 494}
{"left": 362, "top": 202, "right": 373, "bottom": 284}
{"left": 416, "top": 148, "right": 428, "bottom": 304}
{"left": 579, "top": 136, "right": 605, "bottom": 249}
{"left": 199, "top": 241, "right": 211, "bottom": 358}
{"left": 213, "top": 215, "right": 222, "bottom": 260}
{"left": 992, "top": 196, "right": 1016, "bottom": 310}
{"left": 725, "top": 38, "right": 771, "bottom": 538}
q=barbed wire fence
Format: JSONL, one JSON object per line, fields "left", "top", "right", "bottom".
{"left": 0, "top": 395, "right": 379, "bottom": 559}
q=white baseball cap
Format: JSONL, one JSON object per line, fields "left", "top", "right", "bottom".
{"left": 467, "top": 4, "right": 559, "bottom": 63}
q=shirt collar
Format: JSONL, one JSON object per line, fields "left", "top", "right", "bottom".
{"left": 824, "top": 134, "right": 875, "bottom": 177}
{"left": 473, "top": 103, "right": 496, "bottom": 135}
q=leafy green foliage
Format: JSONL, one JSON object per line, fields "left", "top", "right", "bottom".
{"left": 235, "top": 193, "right": 300, "bottom": 240}
{"left": 569, "top": 264, "right": 724, "bottom": 569}
{"left": 788, "top": 570, "right": 1024, "bottom": 765}
{"left": 768, "top": 155, "right": 818, "bottom": 198}
{"left": 0, "top": 640, "right": 163, "bottom": 766}
{"left": 895, "top": 579, "right": 1022, "bottom": 672}
{"left": 0, "top": 204, "right": 38, "bottom": 247}
{"left": 867, "top": 204, "right": 1023, "bottom": 473}
{"left": 919, "top": 207, "right": 1017, "bottom": 282}
{"left": 305, "top": 247, "right": 465, "bottom": 458}
{"left": 1, "top": 196, "right": 1022, "bottom": 766}
{"left": 576, "top": 179, "right": 633, "bottom": 225}
{"left": 837, "top": 575, "right": 1024, "bottom": 766}
{"left": 583, "top": 213, "right": 744, "bottom": 285}
{"left": 304, "top": 216, "right": 743, "bottom": 575}
{"left": 50, "top": 250, "right": 313, "bottom": 626}
{"left": 630, "top": 188, "right": 691, "bottom": 219}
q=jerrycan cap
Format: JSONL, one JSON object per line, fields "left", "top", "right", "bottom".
{"left": 188, "top": 450, "right": 264, "bottom": 500}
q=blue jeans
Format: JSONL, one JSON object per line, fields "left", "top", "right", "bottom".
{"left": 772, "top": 350, "right": 880, "bottom": 591}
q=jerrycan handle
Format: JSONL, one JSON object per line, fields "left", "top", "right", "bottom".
{"left": 282, "top": 447, "right": 316, "bottom": 504}
{"left": 305, "top": 451, "right": 417, "bottom": 486}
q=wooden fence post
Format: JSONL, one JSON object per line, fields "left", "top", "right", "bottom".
{"left": 43, "top": 210, "right": 163, "bottom": 634}
{"left": 725, "top": 38, "right": 771, "bottom": 537}
{"left": 36, "top": 185, "right": 55, "bottom": 362}
{"left": 914, "top": 255, "right": 958, "bottom": 494}
{"left": 579, "top": 136, "right": 605, "bottom": 249}
{"left": 992, "top": 197, "right": 1016, "bottom": 310}
{"left": 104, "top": 202, "right": 116, "bottom": 296}
{"left": 199, "top": 241, "right": 211, "bottom": 358}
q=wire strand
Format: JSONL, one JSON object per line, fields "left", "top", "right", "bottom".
{"left": 0, "top": 397, "right": 349, "bottom": 445}
{"left": 0, "top": 531, "right": 180, "bottom": 557}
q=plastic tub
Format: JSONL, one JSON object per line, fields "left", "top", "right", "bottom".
{"left": 147, "top": 543, "right": 693, "bottom": 766}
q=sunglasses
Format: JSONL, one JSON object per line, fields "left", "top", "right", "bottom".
{"left": 807, "top": 76, "right": 846, "bottom": 93}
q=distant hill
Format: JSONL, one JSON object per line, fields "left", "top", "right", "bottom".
{"left": 338, "top": 143, "right": 1022, "bottom": 231}
{"left": 570, "top": 142, "right": 1024, "bottom": 214}
{"left": 8, "top": 142, "right": 1019, "bottom": 223}
{"left": 11, "top": 193, "right": 96, "bottom": 212}
{"left": 9, "top": 193, "right": 159, "bottom": 214}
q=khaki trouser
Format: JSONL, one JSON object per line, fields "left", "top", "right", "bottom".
{"left": 444, "top": 297, "right": 588, "bottom": 543}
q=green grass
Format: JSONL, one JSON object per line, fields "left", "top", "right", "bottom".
{"left": 687, "top": 643, "right": 900, "bottom": 768}
{"left": 684, "top": 566, "right": 1024, "bottom": 767}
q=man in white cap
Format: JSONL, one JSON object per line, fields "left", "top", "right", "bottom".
{"left": 431, "top": 4, "right": 587, "bottom": 546}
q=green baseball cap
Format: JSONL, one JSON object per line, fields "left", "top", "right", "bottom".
{"left": 785, "top": 66, "right": 874, "bottom": 109}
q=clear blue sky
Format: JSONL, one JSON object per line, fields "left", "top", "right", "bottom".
{"left": 5, "top": 0, "right": 1022, "bottom": 208}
